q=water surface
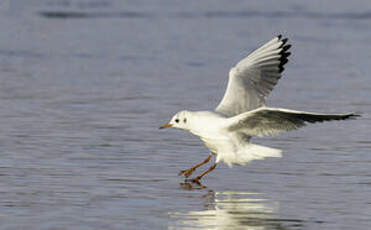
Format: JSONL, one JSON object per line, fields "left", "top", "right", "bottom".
{"left": 0, "top": 0, "right": 370, "bottom": 229}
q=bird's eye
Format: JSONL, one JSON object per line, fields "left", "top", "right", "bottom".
{"left": 183, "top": 118, "right": 187, "bottom": 123}
{"left": 175, "top": 119, "right": 179, "bottom": 123}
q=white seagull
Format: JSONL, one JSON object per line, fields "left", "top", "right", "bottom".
{"left": 160, "top": 35, "right": 358, "bottom": 183}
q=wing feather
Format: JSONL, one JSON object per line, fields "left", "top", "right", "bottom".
{"left": 226, "top": 107, "right": 358, "bottom": 137}
{"left": 215, "top": 35, "right": 291, "bottom": 117}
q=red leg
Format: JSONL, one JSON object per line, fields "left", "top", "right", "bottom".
{"left": 178, "top": 153, "right": 212, "bottom": 178}
{"left": 190, "top": 162, "right": 217, "bottom": 183}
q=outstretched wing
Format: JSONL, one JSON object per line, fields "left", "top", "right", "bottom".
{"left": 215, "top": 35, "right": 291, "bottom": 117}
{"left": 226, "top": 107, "right": 358, "bottom": 137}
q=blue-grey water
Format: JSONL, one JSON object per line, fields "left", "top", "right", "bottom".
{"left": 0, "top": 0, "right": 370, "bottom": 229}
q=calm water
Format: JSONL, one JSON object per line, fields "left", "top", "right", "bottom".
{"left": 0, "top": 0, "right": 370, "bottom": 229}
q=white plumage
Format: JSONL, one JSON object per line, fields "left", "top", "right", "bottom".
{"left": 216, "top": 36, "right": 289, "bottom": 117}
{"left": 160, "top": 35, "right": 357, "bottom": 182}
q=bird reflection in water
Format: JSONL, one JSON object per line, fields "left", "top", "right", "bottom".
{"left": 180, "top": 181, "right": 208, "bottom": 190}
{"left": 170, "top": 185, "right": 303, "bottom": 230}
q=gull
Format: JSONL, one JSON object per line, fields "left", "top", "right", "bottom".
{"left": 160, "top": 35, "right": 358, "bottom": 183}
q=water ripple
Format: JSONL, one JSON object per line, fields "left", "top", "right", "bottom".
{"left": 38, "top": 10, "right": 371, "bottom": 20}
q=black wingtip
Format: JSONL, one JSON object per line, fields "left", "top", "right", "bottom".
{"left": 281, "top": 44, "right": 291, "bottom": 53}
{"left": 277, "top": 37, "right": 291, "bottom": 73}
{"left": 347, "top": 113, "right": 361, "bottom": 120}
{"left": 281, "top": 52, "right": 291, "bottom": 59}
{"left": 277, "top": 34, "right": 282, "bottom": 39}
{"left": 280, "top": 58, "right": 288, "bottom": 66}
{"left": 330, "top": 113, "right": 360, "bottom": 121}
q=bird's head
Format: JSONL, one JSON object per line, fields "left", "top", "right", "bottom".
{"left": 159, "top": 110, "right": 190, "bottom": 131}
